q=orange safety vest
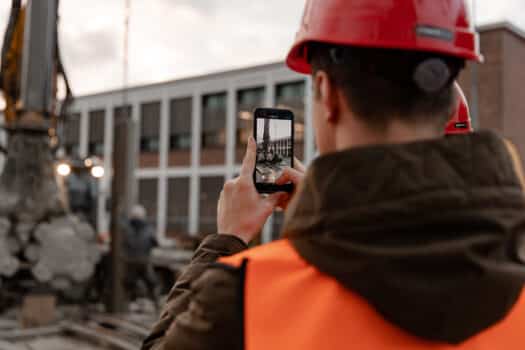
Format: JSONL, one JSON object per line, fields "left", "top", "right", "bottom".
{"left": 220, "top": 239, "right": 525, "bottom": 350}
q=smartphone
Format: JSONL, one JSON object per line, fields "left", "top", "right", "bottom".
{"left": 253, "top": 108, "right": 294, "bottom": 194}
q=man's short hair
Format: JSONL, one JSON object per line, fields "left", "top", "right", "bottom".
{"left": 308, "top": 43, "right": 465, "bottom": 129}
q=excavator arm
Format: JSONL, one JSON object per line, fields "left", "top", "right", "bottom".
{"left": 0, "top": 0, "right": 73, "bottom": 134}
{"left": 0, "top": 0, "right": 24, "bottom": 125}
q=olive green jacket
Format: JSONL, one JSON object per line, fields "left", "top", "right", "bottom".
{"left": 143, "top": 132, "right": 525, "bottom": 350}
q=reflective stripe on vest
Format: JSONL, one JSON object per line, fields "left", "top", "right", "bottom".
{"left": 220, "top": 239, "right": 525, "bottom": 350}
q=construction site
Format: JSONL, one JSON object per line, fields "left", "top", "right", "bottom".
{"left": 1, "top": 0, "right": 525, "bottom": 349}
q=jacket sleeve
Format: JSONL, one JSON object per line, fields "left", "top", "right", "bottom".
{"left": 141, "top": 234, "right": 247, "bottom": 350}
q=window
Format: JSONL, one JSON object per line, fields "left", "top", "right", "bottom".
{"left": 202, "top": 130, "right": 225, "bottom": 148}
{"left": 88, "top": 109, "right": 105, "bottom": 157}
{"left": 206, "top": 94, "right": 226, "bottom": 109}
{"left": 66, "top": 144, "right": 80, "bottom": 157}
{"left": 169, "top": 97, "right": 192, "bottom": 166}
{"left": 167, "top": 178, "right": 190, "bottom": 236}
{"left": 139, "top": 101, "right": 161, "bottom": 168}
{"left": 89, "top": 143, "right": 104, "bottom": 157}
{"left": 277, "top": 81, "right": 305, "bottom": 101}
{"left": 138, "top": 178, "right": 158, "bottom": 222}
{"left": 199, "top": 176, "right": 224, "bottom": 235}
{"left": 201, "top": 93, "right": 226, "bottom": 165}
{"left": 140, "top": 102, "right": 161, "bottom": 153}
{"left": 114, "top": 105, "right": 132, "bottom": 120}
{"left": 276, "top": 81, "right": 306, "bottom": 160}
{"left": 236, "top": 87, "right": 265, "bottom": 163}
{"left": 63, "top": 113, "right": 80, "bottom": 157}
{"left": 202, "top": 93, "right": 226, "bottom": 148}
{"left": 140, "top": 138, "right": 160, "bottom": 153}
{"left": 170, "top": 134, "right": 191, "bottom": 150}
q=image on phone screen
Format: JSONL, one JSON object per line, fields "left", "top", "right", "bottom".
{"left": 255, "top": 117, "right": 292, "bottom": 184}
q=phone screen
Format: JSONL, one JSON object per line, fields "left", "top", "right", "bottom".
{"left": 255, "top": 114, "right": 293, "bottom": 187}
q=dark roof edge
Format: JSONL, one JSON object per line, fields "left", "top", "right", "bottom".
{"left": 75, "top": 61, "right": 285, "bottom": 100}
{"left": 75, "top": 21, "right": 525, "bottom": 100}
{"left": 477, "top": 21, "right": 525, "bottom": 40}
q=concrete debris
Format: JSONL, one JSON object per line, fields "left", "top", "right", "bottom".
{"left": 0, "top": 133, "right": 65, "bottom": 221}
{"left": 0, "top": 133, "right": 101, "bottom": 289}
{"left": 49, "top": 278, "right": 72, "bottom": 291}
{"left": 15, "top": 222, "right": 33, "bottom": 245}
{"left": 0, "top": 219, "right": 19, "bottom": 278}
{"left": 24, "top": 244, "right": 40, "bottom": 263}
{"left": 32, "top": 216, "right": 100, "bottom": 283}
{"left": 0, "top": 236, "right": 19, "bottom": 278}
{"left": 0, "top": 218, "right": 11, "bottom": 236}
{"left": 6, "top": 236, "right": 21, "bottom": 255}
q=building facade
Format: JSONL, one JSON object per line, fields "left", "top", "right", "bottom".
{"left": 44, "top": 22, "right": 525, "bottom": 247}
{"left": 458, "top": 22, "right": 525, "bottom": 159}
{"left": 65, "top": 63, "right": 314, "bottom": 245}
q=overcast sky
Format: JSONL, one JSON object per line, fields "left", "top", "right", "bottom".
{"left": 0, "top": 0, "right": 524, "bottom": 97}
{"left": 256, "top": 118, "right": 292, "bottom": 143}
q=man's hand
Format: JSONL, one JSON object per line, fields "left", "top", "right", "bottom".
{"left": 217, "top": 137, "right": 284, "bottom": 244}
{"left": 275, "top": 158, "right": 306, "bottom": 210}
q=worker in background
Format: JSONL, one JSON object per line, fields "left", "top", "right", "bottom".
{"left": 123, "top": 204, "right": 159, "bottom": 308}
{"left": 448, "top": 82, "right": 525, "bottom": 188}
{"left": 65, "top": 158, "right": 98, "bottom": 226}
{"left": 445, "top": 83, "right": 473, "bottom": 135}
{"left": 143, "top": 0, "right": 525, "bottom": 349}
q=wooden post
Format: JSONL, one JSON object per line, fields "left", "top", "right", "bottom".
{"left": 107, "top": 106, "right": 134, "bottom": 313}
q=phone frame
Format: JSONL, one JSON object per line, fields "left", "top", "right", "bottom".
{"left": 253, "top": 107, "right": 295, "bottom": 194}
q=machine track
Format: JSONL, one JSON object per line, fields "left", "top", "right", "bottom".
{"left": 0, "top": 312, "right": 154, "bottom": 350}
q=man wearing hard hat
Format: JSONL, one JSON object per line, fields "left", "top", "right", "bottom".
{"left": 143, "top": 1, "right": 525, "bottom": 349}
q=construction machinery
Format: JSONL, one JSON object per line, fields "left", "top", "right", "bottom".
{"left": 0, "top": 0, "right": 101, "bottom": 307}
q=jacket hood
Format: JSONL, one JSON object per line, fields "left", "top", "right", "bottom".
{"left": 283, "top": 131, "right": 525, "bottom": 344}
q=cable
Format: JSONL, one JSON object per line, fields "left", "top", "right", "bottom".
{"left": 122, "top": 0, "right": 130, "bottom": 116}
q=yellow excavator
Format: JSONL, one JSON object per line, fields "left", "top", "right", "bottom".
{"left": 1, "top": 0, "right": 72, "bottom": 133}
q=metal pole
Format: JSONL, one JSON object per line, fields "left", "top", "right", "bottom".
{"left": 20, "top": 0, "right": 57, "bottom": 117}
{"left": 470, "top": 0, "right": 480, "bottom": 129}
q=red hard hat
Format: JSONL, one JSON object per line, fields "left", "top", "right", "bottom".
{"left": 287, "top": 0, "right": 482, "bottom": 74}
{"left": 445, "top": 82, "right": 473, "bottom": 135}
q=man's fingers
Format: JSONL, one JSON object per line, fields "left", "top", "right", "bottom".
{"left": 294, "top": 157, "right": 306, "bottom": 173}
{"left": 275, "top": 167, "right": 303, "bottom": 185}
{"left": 265, "top": 192, "right": 287, "bottom": 209}
{"left": 276, "top": 192, "right": 291, "bottom": 211}
{"left": 240, "top": 136, "right": 257, "bottom": 177}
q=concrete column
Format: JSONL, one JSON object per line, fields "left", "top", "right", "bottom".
{"left": 189, "top": 89, "right": 202, "bottom": 235}
{"left": 262, "top": 75, "right": 276, "bottom": 243}
{"left": 304, "top": 76, "right": 315, "bottom": 164}
{"left": 225, "top": 82, "right": 236, "bottom": 180}
{"left": 157, "top": 95, "right": 170, "bottom": 246}
{"left": 79, "top": 108, "right": 89, "bottom": 158}
{"left": 265, "top": 74, "right": 275, "bottom": 108}
{"left": 98, "top": 104, "right": 114, "bottom": 234}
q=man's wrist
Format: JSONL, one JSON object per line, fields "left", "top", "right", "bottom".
{"left": 214, "top": 234, "right": 249, "bottom": 251}
{"left": 197, "top": 233, "right": 248, "bottom": 257}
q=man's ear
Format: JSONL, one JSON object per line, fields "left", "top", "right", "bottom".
{"left": 314, "top": 70, "right": 339, "bottom": 123}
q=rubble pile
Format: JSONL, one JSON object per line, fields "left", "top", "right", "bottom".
{"left": 0, "top": 133, "right": 101, "bottom": 290}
